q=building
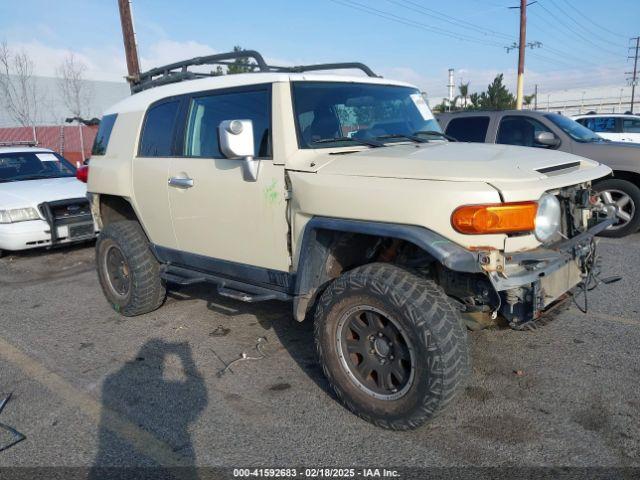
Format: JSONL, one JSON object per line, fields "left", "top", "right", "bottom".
{"left": 0, "top": 75, "right": 130, "bottom": 128}
{"left": 0, "top": 75, "right": 129, "bottom": 162}
{"left": 529, "top": 84, "right": 635, "bottom": 115}
{"left": 0, "top": 125, "right": 97, "bottom": 164}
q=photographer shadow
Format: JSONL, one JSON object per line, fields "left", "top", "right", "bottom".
{"left": 89, "top": 338, "right": 207, "bottom": 480}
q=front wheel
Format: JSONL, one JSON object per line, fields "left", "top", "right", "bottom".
{"left": 314, "top": 263, "right": 469, "bottom": 430}
{"left": 595, "top": 178, "right": 640, "bottom": 238}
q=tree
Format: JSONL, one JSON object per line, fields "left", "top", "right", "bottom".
{"left": 476, "top": 74, "right": 516, "bottom": 110}
{"left": 468, "top": 92, "right": 480, "bottom": 110}
{"left": 226, "top": 45, "right": 256, "bottom": 74}
{"left": 432, "top": 98, "right": 449, "bottom": 113}
{"left": 458, "top": 81, "right": 470, "bottom": 108}
{"left": 57, "top": 52, "right": 93, "bottom": 119}
{"left": 523, "top": 93, "right": 536, "bottom": 108}
{"left": 0, "top": 40, "right": 41, "bottom": 126}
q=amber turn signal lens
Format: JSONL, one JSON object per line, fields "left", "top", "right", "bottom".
{"left": 451, "top": 202, "right": 538, "bottom": 235}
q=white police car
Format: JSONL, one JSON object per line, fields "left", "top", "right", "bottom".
{"left": 0, "top": 145, "right": 96, "bottom": 256}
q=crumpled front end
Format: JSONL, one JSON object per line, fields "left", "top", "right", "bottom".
{"left": 475, "top": 184, "right": 616, "bottom": 328}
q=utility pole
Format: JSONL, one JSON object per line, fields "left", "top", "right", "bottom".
{"left": 516, "top": 0, "right": 526, "bottom": 110}
{"left": 447, "top": 68, "right": 455, "bottom": 111}
{"left": 627, "top": 36, "right": 639, "bottom": 113}
{"left": 509, "top": 1, "right": 536, "bottom": 110}
{"left": 117, "top": 0, "right": 141, "bottom": 86}
{"left": 534, "top": 83, "right": 538, "bottom": 110}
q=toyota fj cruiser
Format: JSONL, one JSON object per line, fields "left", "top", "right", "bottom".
{"left": 85, "top": 51, "right": 615, "bottom": 430}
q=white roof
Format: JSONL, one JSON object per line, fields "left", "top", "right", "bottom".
{"left": 0, "top": 146, "right": 54, "bottom": 154}
{"left": 572, "top": 113, "right": 640, "bottom": 119}
{"left": 104, "top": 73, "right": 417, "bottom": 115}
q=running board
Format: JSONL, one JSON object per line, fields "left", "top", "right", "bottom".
{"left": 160, "top": 265, "right": 291, "bottom": 302}
{"left": 160, "top": 271, "right": 206, "bottom": 286}
{"left": 217, "top": 286, "right": 278, "bottom": 303}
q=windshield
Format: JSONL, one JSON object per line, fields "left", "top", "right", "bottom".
{"left": 292, "top": 82, "right": 442, "bottom": 148}
{"left": 544, "top": 113, "right": 602, "bottom": 143}
{"left": 0, "top": 152, "right": 76, "bottom": 183}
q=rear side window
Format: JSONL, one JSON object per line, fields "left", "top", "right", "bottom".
{"left": 445, "top": 117, "right": 490, "bottom": 142}
{"left": 183, "top": 89, "right": 271, "bottom": 158}
{"left": 91, "top": 114, "right": 117, "bottom": 155}
{"left": 139, "top": 100, "right": 180, "bottom": 157}
{"left": 623, "top": 118, "right": 640, "bottom": 133}
{"left": 581, "top": 117, "right": 617, "bottom": 133}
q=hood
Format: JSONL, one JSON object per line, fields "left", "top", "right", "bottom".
{"left": 315, "top": 142, "right": 600, "bottom": 183}
{"left": 0, "top": 177, "right": 87, "bottom": 210}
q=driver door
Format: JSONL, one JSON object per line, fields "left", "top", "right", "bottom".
{"left": 167, "top": 85, "right": 290, "bottom": 274}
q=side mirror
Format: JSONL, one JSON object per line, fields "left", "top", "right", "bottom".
{"left": 535, "top": 131, "right": 560, "bottom": 148}
{"left": 218, "top": 119, "right": 259, "bottom": 181}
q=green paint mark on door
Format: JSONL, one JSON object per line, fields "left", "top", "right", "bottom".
{"left": 265, "top": 179, "right": 278, "bottom": 204}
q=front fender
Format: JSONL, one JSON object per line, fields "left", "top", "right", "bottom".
{"left": 291, "top": 217, "right": 481, "bottom": 321}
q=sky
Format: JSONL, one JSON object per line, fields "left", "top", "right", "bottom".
{"left": 0, "top": 0, "right": 638, "bottom": 99}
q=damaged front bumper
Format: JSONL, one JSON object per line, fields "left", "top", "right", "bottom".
{"left": 483, "top": 217, "right": 615, "bottom": 327}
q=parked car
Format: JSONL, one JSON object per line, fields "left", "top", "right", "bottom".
{"left": 437, "top": 110, "right": 640, "bottom": 237}
{"left": 573, "top": 113, "right": 640, "bottom": 143}
{"left": 0, "top": 145, "right": 97, "bottom": 256}
{"left": 85, "top": 51, "right": 613, "bottom": 430}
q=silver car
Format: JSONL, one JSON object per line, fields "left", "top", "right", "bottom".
{"left": 437, "top": 110, "right": 640, "bottom": 237}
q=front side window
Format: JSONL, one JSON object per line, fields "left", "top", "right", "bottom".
{"left": 0, "top": 152, "right": 75, "bottom": 183}
{"left": 183, "top": 89, "right": 271, "bottom": 158}
{"left": 292, "top": 82, "right": 442, "bottom": 148}
{"left": 139, "top": 100, "right": 180, "bottom": 157}
{"left": 497, "top": 116, "right": 553, "bottom": 147}
{"left": 91, "top": 113, "right": 117, "bottom": 155}
{"left": 623, "top": 118, "right": 640, "bottom": 133}
{"left": 445, "top": 117, "right": 490, "bottom": 142}
{"left": 545, "top": 113, "right": 601, "bottom": 143}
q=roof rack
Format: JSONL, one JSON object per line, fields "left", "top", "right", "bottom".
{"left": 0, "top": 140, "right": 39, "bottom": 147}
{"left": 131, "top": 49, "right": 380, "bottom": 93}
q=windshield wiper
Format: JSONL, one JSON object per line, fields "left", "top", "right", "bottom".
{"left": 413, "top": 130, "right": 457, "bottom": 142}
{"left": 311, "top": 136, "right": 384, "bottom": 148}
{"left": 376, "top": 133, "right": 427, "bottom": 144}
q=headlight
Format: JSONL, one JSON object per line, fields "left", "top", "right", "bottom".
{"left": 534, "top": 194, "right": 561, "bottom": 243}
{"left": 0, "top": 207, "right": 40, "bottom": 224}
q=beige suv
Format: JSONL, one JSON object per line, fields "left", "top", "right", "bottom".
{"left": 85, "top": 51, "right": 615, "bottom": 430}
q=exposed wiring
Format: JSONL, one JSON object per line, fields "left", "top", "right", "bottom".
{"left": 216, "top": 337, "right": 269, "bottom": 378}
{"left": 572, "top": 239, "right": 621, "bottom": 313}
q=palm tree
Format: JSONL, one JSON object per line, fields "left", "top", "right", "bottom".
{"left": 458, "top": 81, "right": 470, "bottom": 108}
{"left": 524, "top": 93, "right": 536, "bottom": 109}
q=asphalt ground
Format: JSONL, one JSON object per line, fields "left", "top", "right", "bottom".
{"left": 0, "top": 234, "right": 639, "bottom": 478}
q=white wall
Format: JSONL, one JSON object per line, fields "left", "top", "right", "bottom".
{"left": 0, "top": 75, "right": 130, "bottom": 127}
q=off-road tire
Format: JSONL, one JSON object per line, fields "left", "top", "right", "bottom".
{"left": 314, "top": 263, "right": 469, "bottom": 430}
{"left": 96, "top": 220, "right": 166, "bottom": 316}
{"left": 595, "top": 178, "right": 640, "bottom": 238}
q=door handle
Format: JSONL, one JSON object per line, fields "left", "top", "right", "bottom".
{"left": 168, "top": 176, "right": 194, "bottom": 189}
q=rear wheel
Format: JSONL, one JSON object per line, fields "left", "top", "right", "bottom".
{"left": 595, "top": 178, "right": 640, "bottom": 238}
{"left": 314, "top": 263, "right": 469, "bottom": 430}
{"left": 96, "top": 220, "right": 166, "bottom": 316}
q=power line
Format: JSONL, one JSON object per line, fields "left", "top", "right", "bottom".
{"left": 327, "top": 0, "right": 629, "bottom": 79}
{"left": 386, "top": 0, "right": 514, "bottom": 41}
{"left": 536, "top": 2, "right": 625, "bottom": 57}
{"left": 558, "top": 0, "right": 630, "bottom": 40}
{"left": 327, "top": 0, "right": 507, "bottom": 48}
{"left": 527, "top": 14, "right": 628, "bottom": 66}
{"left": 547, "top": 0, "right": 627, "bottom": 48}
